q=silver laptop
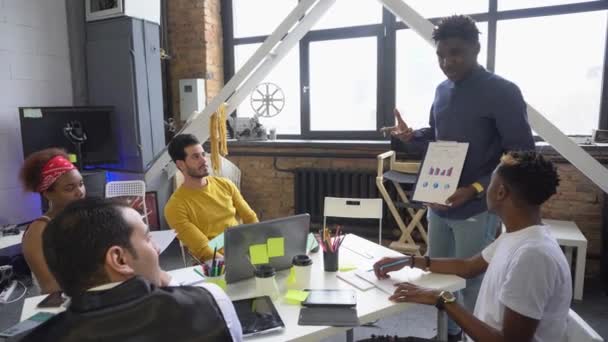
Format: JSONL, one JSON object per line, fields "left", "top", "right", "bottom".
{"left": 224, "top": 214, "right": 310, "bottom": 283}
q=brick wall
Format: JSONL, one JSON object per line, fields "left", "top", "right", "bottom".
{"left": 167, "top": 0, "right": 223, "bottom": 125}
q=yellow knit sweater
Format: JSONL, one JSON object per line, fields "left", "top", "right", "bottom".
{"left": 164, "top": 176, "right": 258, "bottom": 261}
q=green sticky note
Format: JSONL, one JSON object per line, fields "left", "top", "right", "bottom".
{"left": 306, "top": 233, "right": 318, "bottom": 253}
{"left": 339, "top": 263, "right": 357, "bottom": 272}
{"left": 284, "top": 290, "right": 309, "bottom": 305}
{"left": 249, "top": 244, "right": 269, "bottom": 264}
{"left": 208, "top": 233, "right": 224, "bottom": 250}
{"left": 267, "top": 237, "right": 285, "bottom": 258}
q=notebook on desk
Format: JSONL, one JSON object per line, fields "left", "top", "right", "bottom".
{"left": 298, "top": 289, "right": 360, "bottom": 327}
{"left": 354, "top": 269, "right": 398, "bottom": 295}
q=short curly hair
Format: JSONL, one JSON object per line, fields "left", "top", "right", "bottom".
{"left": 19, "top": 148, "right": 69, "bottom": 192}
{"left": 497, "top": 151, "right": 560, "bottom": 206}
{"left": 432, "top": 15, "right": 480, "bottom": 44}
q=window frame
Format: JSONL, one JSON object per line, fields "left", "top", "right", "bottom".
{"left": 222, "top": 0, "right": 608, "bottom": 139}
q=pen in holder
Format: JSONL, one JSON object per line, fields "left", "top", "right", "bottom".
{"left": 203, "top": 259, "right": 226, "bottom": 290}
{"left": 323, "top": 249, "right": 339, "bottom": 272}
{"left": 318, "top": 226, "right": 345, "bottom": 272}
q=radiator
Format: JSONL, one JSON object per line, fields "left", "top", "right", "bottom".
{"left": 294, "top": 169, "right": 378, "bottom": 224}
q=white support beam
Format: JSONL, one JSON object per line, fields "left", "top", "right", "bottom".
{"left": 226, "top": 0, "right": 337, "bottom": 115}
{"left": 381, "top": 0, "right": 608, "bottom": 194}
{"left": 145, "top": 0, "right": 326, "bottom": 184}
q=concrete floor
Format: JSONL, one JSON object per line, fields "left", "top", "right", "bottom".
{"left": 1, "top": 238, "right": 606, "bottom": 341}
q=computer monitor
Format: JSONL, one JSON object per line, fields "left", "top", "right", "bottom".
{"left": 19, "top": 106, "right": 118, "bottom": 167}
{"left": 224, "top": 214, "right": 310, "bottom": 284}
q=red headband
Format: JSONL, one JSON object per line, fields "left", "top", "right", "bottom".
{"left": 37, "top": 155, "right": 76, "bottom": 193}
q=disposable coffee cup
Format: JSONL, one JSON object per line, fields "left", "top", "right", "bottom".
{"left": 289, "top": 255, "right": 312, "bottom": 290}
{"left": 254, "top": 265, "right": 280, "bottom": 300}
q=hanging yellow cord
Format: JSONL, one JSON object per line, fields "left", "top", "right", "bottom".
{"left": 210, "top": 103, "right": 228, "bottom": 174}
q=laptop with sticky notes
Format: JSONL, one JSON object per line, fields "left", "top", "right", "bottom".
{"left": 224, "top": 214, "right": 310, "bottom": 283}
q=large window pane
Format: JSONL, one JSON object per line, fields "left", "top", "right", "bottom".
{"left": 395, "top": 23, "right": 488, "bottom": 130}
{"left": 233, "top": 0, "right": 297, "bottom": 38}
{"left": 309, "top": 37, "right": 377, "bottom": 131}
{"left": 312, "top": 0, "right": 382, "bottom": 30}
{"left": 495, "top": 12, "right": 607, "bottom": 135}
{"left": 499, "top": 0, "right": 591, "bottom": 11}
{"left": 397, "top": 0, "right": 488, "bottom": 19}
{"left": 234, "top": 43, "right": 301, "bottom": 135}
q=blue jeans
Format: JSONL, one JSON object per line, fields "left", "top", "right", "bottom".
{"left": 427, "top": 209, "right": 500, "bottom": 335}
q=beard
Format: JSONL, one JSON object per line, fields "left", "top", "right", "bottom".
{"left": 185, "top": 164, "right": 208, "bottom": 179}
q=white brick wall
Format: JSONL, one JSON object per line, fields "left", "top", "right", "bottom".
{"left": 0, "top": 0, "right": 73, "bottom": 224}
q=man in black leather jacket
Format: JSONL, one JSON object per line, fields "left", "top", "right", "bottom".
{"left": 21, "top": 198, "right": 242, "bottom": 341}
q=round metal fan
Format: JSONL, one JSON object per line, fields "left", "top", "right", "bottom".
{"left": 250, "top": 82, "right": 285, "bottom": 118}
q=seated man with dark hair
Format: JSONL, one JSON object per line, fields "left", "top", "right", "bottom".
{"left": 22, "top": 198, "right": 242, "bottom": 342}
{"left": 165, "top": 133, "right": 258, "bottom": 261}
{"left": 374, "top": 151, "right": 572, "bottom": 342}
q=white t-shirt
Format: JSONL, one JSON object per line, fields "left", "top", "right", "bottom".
{"left": 474, "top": 224, "right": 572, "bottom": 342}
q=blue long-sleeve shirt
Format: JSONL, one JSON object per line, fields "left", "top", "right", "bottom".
{"left": 396, "top": 65, "right": 535, "bottom": 219}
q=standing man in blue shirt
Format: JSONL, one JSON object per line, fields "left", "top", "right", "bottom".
{"left": 386, "top": 15, "right": 535, "bottom": 341}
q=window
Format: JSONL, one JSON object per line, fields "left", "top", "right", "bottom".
{"left": 498, "top": 0, "right": 592, "bottom": 11}
{"left": 226, "top": 0, "right": 608, "bottom": 138}
{"left": 395, "top": 23, "right": 488, "bottom": 130}
{"left": 397, "top": 0, "right": 488, "bottom": 19}
{"left": 495, "top": 12, "right": 607, "bottom": 135}
{"left": 312, "top": 0, "right": 383, "bottom": 30}
{"left": 309, "top": 37, "right": 377, "bottom": 131}
{"left": 232, "top": 0, "right": 297, "bottom": 38}
{"left": 234, "top": 43, "right": 301, "bottom": 135}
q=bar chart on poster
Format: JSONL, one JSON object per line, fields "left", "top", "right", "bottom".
{"left": 413, "top": 142, "right": 469, "bottom": 205}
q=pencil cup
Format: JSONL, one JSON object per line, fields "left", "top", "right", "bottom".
{"left": 323, "top": 250, "right": 339, "bottom": 272}
{"left": 254, "top": 265, "right": 280, "bottom": 300}
{"left": 289, "top": 255, "right": 312, "bottom": 290}
{"left": 205, "top": 274, "right": 227, "bottom": 291}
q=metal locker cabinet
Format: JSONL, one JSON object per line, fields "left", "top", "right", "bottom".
{"left": 86, "top": 17, "right": 164, "bottom": 172}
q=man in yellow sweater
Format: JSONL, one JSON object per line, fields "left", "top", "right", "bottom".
{"left": 164, "top": 134, "right": 258, "bottom": 261}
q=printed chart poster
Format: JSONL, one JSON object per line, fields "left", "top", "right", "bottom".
{"left": 413, "top": 142, "right": 469, "bottom": 205}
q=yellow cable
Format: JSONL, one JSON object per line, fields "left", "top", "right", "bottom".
{"left": 209, "top": 103, "right": 229, "bottom": 174}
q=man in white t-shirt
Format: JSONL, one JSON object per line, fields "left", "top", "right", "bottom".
{"left": 374, "top": 151, "right": 572, "bottom": 342}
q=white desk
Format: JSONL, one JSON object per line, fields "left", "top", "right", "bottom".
{"left": 21, "top": 234, "right": 465, "bottom": 341}
{"left": 0, "top": 231, "right": 24, "bottom": 250}
{"left": 543, "top": 219, "right": 587, "bottom": 301}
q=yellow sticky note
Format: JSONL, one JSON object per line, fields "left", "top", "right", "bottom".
{"left": 267, "top": 237, "right": 285, "bottom": 258}
{"left": 249, "top": 244, "right": 269, "bottom": 264}
{"left": 284, "top": 290, "right": 309, "bottom": 305}
{"left": 287, "top": 267, "right": 296, "bottom": 285}
{"left": 339, "top": 263, "right": 357, "bottom": 272}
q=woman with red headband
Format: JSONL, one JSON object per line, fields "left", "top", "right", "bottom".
{"left": 19, "top": 148, "right": 85, "bottom": 294}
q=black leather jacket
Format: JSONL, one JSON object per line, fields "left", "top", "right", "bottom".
{"left": 21, "top": 276, "right": 233, "bottom": 342}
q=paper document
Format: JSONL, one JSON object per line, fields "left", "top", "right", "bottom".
{"left": 354, "top": 270, "right": 396, "bottom": 295}
{"left": 337, "top": 271, "right": 374, "bottom": 291}
{"left": 413, "top": 141, "right": 469, "bottom": 205}
{"left": 208, "top": 233, "right": 224, "bottom": 250}
{"left": 150, "top": 230, "right": 176, "bottom": 255}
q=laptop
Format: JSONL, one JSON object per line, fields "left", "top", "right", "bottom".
{"left": 224, "top": 214, "right": 310, "bottom": 283}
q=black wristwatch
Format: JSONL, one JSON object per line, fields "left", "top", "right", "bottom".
{"left": 435, "top": 291, "right": 456, "bottom": 310}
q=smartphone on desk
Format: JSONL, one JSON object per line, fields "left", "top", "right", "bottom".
{"left": 37, "top": 291, "right": 67, "bottom": 308}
